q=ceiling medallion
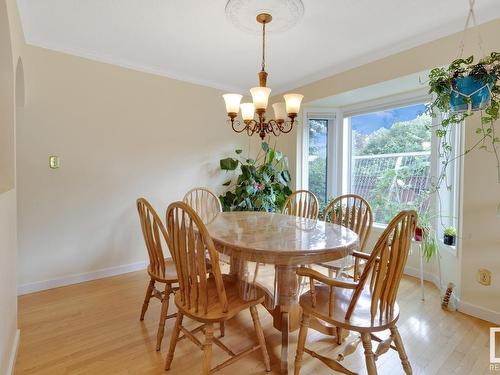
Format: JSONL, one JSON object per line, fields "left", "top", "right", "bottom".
{"left": 225, "top": 0, "right": 304, "bottom": 34}
{"left": 223, "top": 13, "right": 303, "bottom": 140}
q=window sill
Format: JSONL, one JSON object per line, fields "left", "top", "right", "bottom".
{"left": 370, "top": 225, "right": 458, "bottom": 256}
{"left": 439, "top": 239, "right": 457, "bottom": 256}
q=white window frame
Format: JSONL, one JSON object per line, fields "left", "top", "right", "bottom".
{"left": 300, "top": 108, "right": 341, "bottom": 199}
{"left": 300, "top": 89, "right": 462, "bottom": 255}
{"left": 434, "top": 117, "right": 463, "bottom": 252}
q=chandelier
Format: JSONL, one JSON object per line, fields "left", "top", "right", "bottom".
{"left": 223, "top": 13, "right": 304, "bottom": 140}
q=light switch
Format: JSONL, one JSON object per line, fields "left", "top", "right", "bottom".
{"left": 49, "top": 155, "right": 60, "bottom": 169}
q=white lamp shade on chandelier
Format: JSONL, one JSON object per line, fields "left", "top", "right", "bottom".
{"left": 272, "top": 102, "right": 286, "bottom": 121}
{"left": 222, "top": 93, "right": 243, "bottom": 115}
{"left": 250, "top": 87, "right": 272, "bottom": 110}
{"left": 240, "top": 103, "right": 256, "bottom": 121}
{"left": 283, "top": 93, "right": 304, "bottom": 115}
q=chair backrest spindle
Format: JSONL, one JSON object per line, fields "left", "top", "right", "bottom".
{"left": 166, "top": 201, "right": 228, "bottom": 315}
{"left": 282, "top": 190, "right": 319, "bottom": 220}
{"left": 136, "top": 198, "right": 170, "bottom": 278}
{"left": 345, "top": 210, "right": 417, "bottom": 321}
{"left": 323, "top": 194, "right": 373, "bottom": 252}
{"left": 183, "top": 187, "right": 222, "bottom": 224}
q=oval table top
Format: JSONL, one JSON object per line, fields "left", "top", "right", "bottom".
{"left": 205, "top": 211, "right": 359, "bottom": 266}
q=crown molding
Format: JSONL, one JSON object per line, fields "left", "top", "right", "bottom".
{"left": 24, "top": 37, "right": 247, "bottom": 94}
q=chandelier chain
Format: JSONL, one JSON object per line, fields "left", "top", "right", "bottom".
{"left": 261, "top": 21, "right": 266, "bottom": 72}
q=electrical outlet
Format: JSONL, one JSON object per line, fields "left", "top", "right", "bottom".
{"left": 478, "top": 269, "right": 492, "bottom": 286}
{"left": 49, "top": 155, "right": 60, "bottom": 169}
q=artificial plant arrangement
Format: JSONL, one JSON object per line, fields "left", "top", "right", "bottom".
{"left": 218, "top": 142, "right": 292, "bottom": 212}
{"left": 427, "top": 52, "right": 500, "bottom": 187}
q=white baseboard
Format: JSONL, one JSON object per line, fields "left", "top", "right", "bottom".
{"left": 457, "top": 299, "right": 500, "bottom": 325}
{"left": 6, "top": 329, "right": 20, "bottom": 375}
{"left": 404, "top": 265, "right": 442, "bottom": 292}
{"left": 17, "top": 261, "right": 147, "bottom": 295}
{"left": 404, "top": 267, "right": 500, "bottom": 325}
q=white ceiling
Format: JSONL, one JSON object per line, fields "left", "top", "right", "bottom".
{"left": 17, "top": 0, "right": 500, "bottom": 94}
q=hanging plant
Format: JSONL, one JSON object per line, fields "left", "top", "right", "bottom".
{"left": 427, "top": 53, "right": 500, "bottom": 185}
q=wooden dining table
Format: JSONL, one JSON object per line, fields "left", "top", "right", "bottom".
{"left": 206, "top": 211, "right": 359, "bottom": 374}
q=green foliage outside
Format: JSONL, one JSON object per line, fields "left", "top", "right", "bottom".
{"left": 355, "top": 115, "right": 431, "bottom": 155}
{"left": 307, "top": 119, "right": 328, "bottom": 213}
{"left": 219, "top": 142, "right": 292, "bottom": 212}
{"left": 308, "top": 113, "right": 433, "bottom": 223}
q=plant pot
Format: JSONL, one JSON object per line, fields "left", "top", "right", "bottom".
{"left": 450, "top": 75, "right": 495, "bottom": 113}
{"left": 414, "top": 226, "right": 425, "bottom": 242}
{"left": 443, "top": 234, "right": 456, "bottom": 246}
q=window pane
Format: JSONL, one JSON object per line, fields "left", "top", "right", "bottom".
{"left": 308, "top": 119, "right": 328, "bottom": 206}
{"left": 350, "top": 103, "right": 431, "bottom": 224}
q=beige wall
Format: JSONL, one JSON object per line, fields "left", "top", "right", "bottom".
{"left": 0, "top": 0, "right": 20, "bottom": 372}
{"left": 0, "top": 0, "right": 15, "bottom": 194}
{"left": 15, "top": 33, "right": 281, "bottom": 288}
{"left": 279, "top": 19, "right": 500, "bottom": 321}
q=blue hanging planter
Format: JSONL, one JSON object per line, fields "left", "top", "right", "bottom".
{"left": 449, "top": 75, "right": 495, "bottom": 113}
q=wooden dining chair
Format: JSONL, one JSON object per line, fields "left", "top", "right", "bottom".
{"left": 183, "top": 187, "right": 227, "bottom": 336}
{"left": 282, "top": 190, "right": 320, "bottom": 294}
{"left": 282, "top": 190, "right": 319, "bottom": 220}
{"left": 137, "top": 198, "right": 178, "bottom": 351}
{"left": 183, "top": 187, "right": 222, "bottom": 224}
{"left": 294, "top": 210, "right": 417, "bottom": 375}
{"left": 318, "top": 194, "right": 373, "bottom": 279}
{"left": 164, "top": 201, "right": 271, "bottom": 374}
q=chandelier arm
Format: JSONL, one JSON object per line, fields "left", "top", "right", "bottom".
{"left": 246, "top": 120, "right": 258, "bottom": 136}
{"left": 278, "top": 120, "right": 295, "bottom": 134}
{"left": 267, "top": 120, "right": 281, "bottom": 137}
{"left": 229, "top": 119, "right": 248, "bottom": 133}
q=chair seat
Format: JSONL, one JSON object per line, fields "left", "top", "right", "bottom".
{"left": 299, "top": 284, "right": 399, "bottom": 332}
{"left": 148, "top": 258, "right": 178, "bottom": 283}
{"left": 175, "top": 274, "right": 265, "bottom": 323}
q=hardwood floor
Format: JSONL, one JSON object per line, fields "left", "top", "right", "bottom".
{"left": 16, "top": 271, "right": 497, "bottom": 374}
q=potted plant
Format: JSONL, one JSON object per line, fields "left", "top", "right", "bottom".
{"left": 428, "top": 53, "right": 499, "bottom": 114}
{"left": 414, "top": 209, "right": 439, "bottom": 262}
{"left": 427, "top": 52, "right": 500, "bottom": 185}
{"left": 414, "top": 226, "right": 425, "bottom": 242}
{"left": 219, "top": 142, "right": 292, "bottom": 212}
{"left": 443, "top": 226, "right": 457, "bottom": 246}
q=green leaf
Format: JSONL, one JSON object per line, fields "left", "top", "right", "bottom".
{"left": 220, "top": 158, "right": 239, "bottom": 171}
{"left": 281, "top": 170, "right": 291, "bottom": 183}
{"left": 261, "top": 142, "right": 269, "bottom": 152}
{"left": 222, "top": 180, "right": 231, "bottom": 186}
{"left": 235, "top": 149, "right": 243, "bottom": 154}
{"left": 268, "top": 149, "right": 275, "bottom": 163}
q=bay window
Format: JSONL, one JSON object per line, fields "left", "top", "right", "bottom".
{"left": 302, "top": 92, "right": 461, "bottom": 248}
